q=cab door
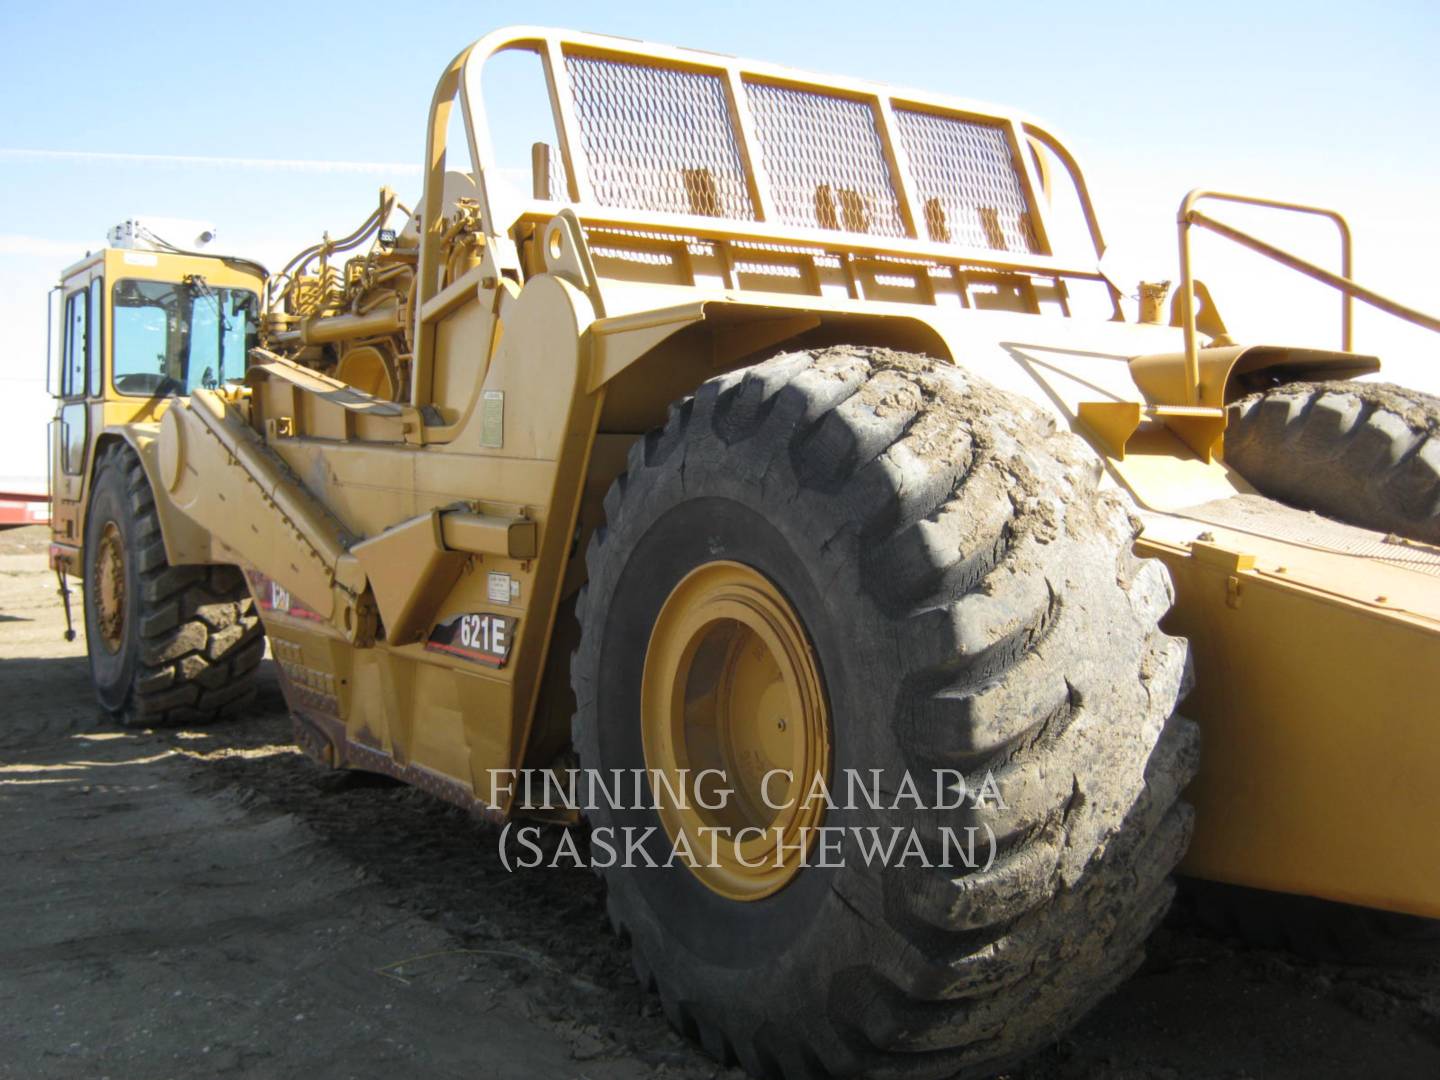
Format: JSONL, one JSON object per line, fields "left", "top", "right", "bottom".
{"left": 49, "top": 273, "right": 102, "bottom": 548}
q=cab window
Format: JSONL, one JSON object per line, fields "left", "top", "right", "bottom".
{"left": 87, "top": 277, "right": 104, "bottom": 397}
{"left": 111, "top": 278, "right": 259, "bottom": 396}
{"left": 62, "top": 287, "right": 87, "bottom": 397}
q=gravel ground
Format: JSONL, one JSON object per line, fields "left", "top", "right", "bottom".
{"left": 3, "top": 525, "right": 1438, "bottom": 1079}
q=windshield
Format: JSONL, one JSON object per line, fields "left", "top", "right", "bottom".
{"left": 111, "top": 277, "right": 259, "bottom": 397}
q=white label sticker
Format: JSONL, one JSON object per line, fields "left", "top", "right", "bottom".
{"left": 487, "top": 571, "right": 511, "bottom": 604}
{"left": 122, "top": 251, "right": 159, "bottom": 266}
{"left": 479, "top": 390, "right": 504, "bottom": 448}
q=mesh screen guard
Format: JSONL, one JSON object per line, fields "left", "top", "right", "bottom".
{"left": 553, "top": 48, "right": 1044, "bottom": 256}
{"left": 565, "top": 54, "right": 757, "bottom": 220}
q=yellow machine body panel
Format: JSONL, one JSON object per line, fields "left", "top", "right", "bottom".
{"left": 1148, "top": 533, "right": 1440, "bottom": 919}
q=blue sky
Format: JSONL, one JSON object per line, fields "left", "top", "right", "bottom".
{"left": 3, "top": 0, "right": 1438, "bottom": 484}
{"left": 5, "top": 2, "right": 1435, "bottom": 171}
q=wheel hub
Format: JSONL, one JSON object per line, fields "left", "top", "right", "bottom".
{"left": 641, "top": 561, "right": 830, "bottom": 901}
{"left": 94, "top": 520, "right": 127, "bottom": 655}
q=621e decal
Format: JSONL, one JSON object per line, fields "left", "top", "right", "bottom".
{"left": 425, "top": 611, "right": 518, "bottom": 668}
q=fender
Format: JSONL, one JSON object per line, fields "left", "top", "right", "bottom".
{"left": 1130, "top": 344, "right": 1380, "bottom": 409}
{"left": 53, "top": 426, "right": 215, "bottom": 579}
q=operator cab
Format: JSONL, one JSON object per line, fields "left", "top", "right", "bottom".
{"left": 45, "top": 219, "right": 264, "bottom": 560}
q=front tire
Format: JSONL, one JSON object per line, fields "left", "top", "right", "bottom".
{"left": 571, "top": 347, "right": 1198, "bottom": 1078}
{"left": 83, "top": 443, "right": 264, "bottom": 727}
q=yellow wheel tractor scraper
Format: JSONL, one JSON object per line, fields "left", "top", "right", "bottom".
{"left": 46, "top": 27, "right": 1440, "bottom": 1078}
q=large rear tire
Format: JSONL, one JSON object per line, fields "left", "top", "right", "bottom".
{"left": 1225, "top": 380, "right": 1440, "bottom": 544}
{"left": 83, "top": 443, "right": 264, "bottom": 727}
{"left": 571, "top": 347, "right": 1198, "bottom": 1079}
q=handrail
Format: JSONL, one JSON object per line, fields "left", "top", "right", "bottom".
{"left": 1176, "top": 189, "right": 1440, "bottom": 404}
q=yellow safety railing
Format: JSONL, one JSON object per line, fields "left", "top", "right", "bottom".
{"left": 1177, "top": 189, "right": 1440, "bottom": 404}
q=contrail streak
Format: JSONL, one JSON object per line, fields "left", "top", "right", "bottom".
{"left": 0, "top": 235, "right": 91, "bottom": 257}
{"left": 1, "top": 148, "right": 420, "bottom": 175}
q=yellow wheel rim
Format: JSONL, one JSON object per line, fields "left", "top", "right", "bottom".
{"left": 641, "top": 561, "right": 830, "bottom": 901}
{"left": 95, "top": 520, "right": 127, "bottom": 655}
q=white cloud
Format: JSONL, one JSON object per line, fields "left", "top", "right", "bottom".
{"left": 0, "top": 235, "right": 90, "bottom": 257}
{"left": 0, "top": 148, "right": 420, "bottom": 176}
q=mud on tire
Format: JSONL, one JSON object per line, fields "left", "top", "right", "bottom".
{"left": 1225, "top": 380, "right": 1440, "bottom": 544}
{"left": 571, "top": 347, "right": 1199, "bottom": 1079}
{"left": 83, "top": 443, "right": 264, "bottom": 727}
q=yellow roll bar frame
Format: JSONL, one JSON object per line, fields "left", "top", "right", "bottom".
{"left": 1177, "top": 189, "right": 1440, "bottom": 404}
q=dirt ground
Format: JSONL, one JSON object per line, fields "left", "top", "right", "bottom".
{"left": 3, "top": 523, "right": 1438, "bottom": 1080}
